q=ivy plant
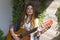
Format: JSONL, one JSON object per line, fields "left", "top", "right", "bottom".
{"left": 0, "top": 29, "right": 6, "bottom": 40}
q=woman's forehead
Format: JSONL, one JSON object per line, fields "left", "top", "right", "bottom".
{"left": 27, "top": 5, "right": 33, "bottom": 8}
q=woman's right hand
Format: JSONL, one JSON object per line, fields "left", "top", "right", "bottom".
{"left": 12, "top": 33, "right": 21, "bottom": 40}
{"left": 9, "top": 24, "right": 21, "bottom": 40}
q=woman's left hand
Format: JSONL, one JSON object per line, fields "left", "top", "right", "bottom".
{"left": 34, "top": 31, "right": 41, "bottom": 37}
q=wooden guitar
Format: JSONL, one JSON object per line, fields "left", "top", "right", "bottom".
{"left": 6, "top": 20, "right": 53, "bottom": 40}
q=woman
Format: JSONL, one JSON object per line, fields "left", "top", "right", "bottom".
{"left": 10, "top": 4, "right": 40, "bottom": 40}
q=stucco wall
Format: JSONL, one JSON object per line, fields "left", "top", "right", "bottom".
{"left": 0, "top": 0, "right": 13, "bottom": 36}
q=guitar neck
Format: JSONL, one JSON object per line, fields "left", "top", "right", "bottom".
{"left": 18, "top": 20, "right": 53, "bottom": 39}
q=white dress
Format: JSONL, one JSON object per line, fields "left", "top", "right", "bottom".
{"left": 22, "top": 15, "right": 40, "bottom": 40}
{"left": 23, "top": 22, "right": 34, "bottom": 40}
{"left": 22, "top": 22, "right": 40, "bottom": 40}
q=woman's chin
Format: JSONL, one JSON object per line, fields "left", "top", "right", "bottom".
{"left": 28, "top": 13, "right": 33, "bottom": 15}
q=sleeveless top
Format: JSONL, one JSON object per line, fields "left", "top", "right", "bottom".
{"left": 21, "top": 15, "right": 40, "bottom": 40}
{"left": 22, "top": 15, "right": 33, "bottom": 31}
{"left": 22, "top": 22, "right": 40, "bottom": 40}
{"left": 22, "top": 22, "right": 31, "bottom": 31}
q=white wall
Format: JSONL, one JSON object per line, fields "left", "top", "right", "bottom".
{"left": 0, "top": 0, "right": 13, "bottom": 36}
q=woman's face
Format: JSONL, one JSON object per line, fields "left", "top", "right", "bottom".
{"left": 26, "top": 5, "right": 33, "bottom": 15}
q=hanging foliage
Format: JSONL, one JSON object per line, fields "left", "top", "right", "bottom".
{"left": 13, "top": 0, "right": 24, "bottom": 23}
{"left": 0, "top": 29, "right": 6, "bottom": 40}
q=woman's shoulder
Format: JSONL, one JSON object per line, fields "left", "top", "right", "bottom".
{"left": 34, "top": 18, "right": 39, "bottom": 22}
{"left": 34, "top": 18, "right": 39, "bottom": 27}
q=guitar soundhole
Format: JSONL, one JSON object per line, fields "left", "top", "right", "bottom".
{"left": 11, "top": 36, "right": 15, "bottom": 40}
{"left": 18, "top": 34, "right": 23, "bottom": 39}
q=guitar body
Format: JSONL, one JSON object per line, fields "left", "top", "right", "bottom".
{"left": 6, "top": 28, "right": 30, "bottom": 40}
{"left": 6, "top": 19, "right": 53, "bottom": 40}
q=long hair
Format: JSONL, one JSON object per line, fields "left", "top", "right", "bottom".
{"left": 20, "top": 4, "right": 36, "bottom": 29}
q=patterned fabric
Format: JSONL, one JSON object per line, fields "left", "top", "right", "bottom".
{"left": 23, "top": 22, "right": 31, "bottom": 31}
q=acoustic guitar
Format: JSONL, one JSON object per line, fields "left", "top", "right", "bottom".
{"left": 6, "top": 19, "right": 53, "bottom": 40}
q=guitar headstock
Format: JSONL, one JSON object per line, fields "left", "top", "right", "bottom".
{"left": 42, "top": 19, "right": 53, "bottom": 28}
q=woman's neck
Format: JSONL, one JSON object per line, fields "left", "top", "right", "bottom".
{"left": 26, "top": 15, "right": 32, "bottom": 23}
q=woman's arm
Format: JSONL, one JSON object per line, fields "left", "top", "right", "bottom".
{"left": 9, "top": 25, "right": 20, "bottom": 40}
